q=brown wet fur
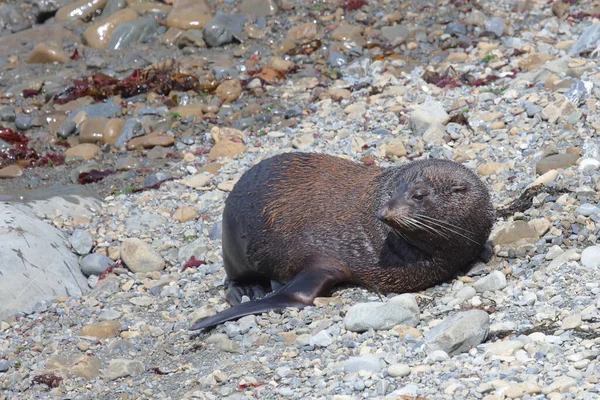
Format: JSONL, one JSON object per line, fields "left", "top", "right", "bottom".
{"left": 190, "top": 152, "right": 495, "bottom": 331}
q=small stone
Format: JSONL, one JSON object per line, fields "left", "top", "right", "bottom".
{"left": 166, "top": 0, "right": 212, "bottom": 30}
{"left": 472, "top": 271, "right": 506, "bottom": 293}
{"left": 0, "top": 165, "right": 23, "bottom": 179}
{"left": 576, "top": 203, "right": 600, "bottom": 217}
{"left": 181, "top": 174, "right": 211, "bottom": 188}
{"left": 542, "top": 376, "right": 577, "bottom": 394}
{"left": 390, "top": 325, "right": 423, "bottom": 339}
{"left": 0, "top": 360, "right": 9, "bottom": 372}
{"left": 27, "top": 43, "right": 69, "bottom": 64}
{"left": 309, "top": 330, "right": 334, "bottom": 348}
{"left": 387, "top": 363, "right": 410, "bottom": 378}
{"left": 206, "top": 333, "right": 240, "bottom": 353}
{"left": 104, "top": 359, "right": 144, "bottom": 381}
{"left": 99, "top": 309, "right": 122, "bottom": 321}
{"left": 129, "top": 296, "right": 154, "bottom": 306}
{"left": 536, "top": 154, "right": 578, "bottom": 175}
{"left": 424, "top": 310, "right": 489, "bottom": 355}
{"left": 344, "top": 294, "right": 420, "bottom": 332}
{"left": 343, "top": 354, "right": 382, "bottom": 374}
{"left": 410, "top": 98, "right": 449, "bottom": 134}
{"left": 581, "top": 245, "right": 600, "bottom": 268}
{"left": 484, "top": 340, "right": 524, "bottom": 356}
{"left": 545, "top": 245, "right": 564, "bottom": 260}
{"left": 0, "top": 107, "right": 15, "bottom": 122}
{"left": 292, "top": 133, "right": 314, "bottom": 150}
{"left": 15, "top": 114, "right": 33, "bottom": 130}
{"left": 79, "top": 320, "right": 121, "bottom": 339}
{"left": 490, "top": 221, "right": 539, "bottom": 245}
{"left": 83, "top": 8, "right": 139, "bottom": 49}
{"left": 427, "top": 350, "right": 450, "bottom": 362}
{"left": 504, "top": 382, "right": 542, "bottom": 398}
{"left": 79, "top": 253, "right": 114, "bottom": 277}
{"left": 71, "top": 229, "right": 93, "bottom": 255}
{"left": 45, "top": 355, "right": 101, "bottom": 381}
{"left": 331, "top": 23, "right": 363, "bottom": 43}
{"left": 385, "top": 138, "right": 407, "bottom": 157}
{"left": 484, "top": 17, "right": 504, "bottom": 37}
{"left": 56, "top": 121, "right": 77, "bottom": 139}
{"left": 477, "top": 162, "right": 508, "bottom": 176}
{"left": 202, "top": 14, "right": 247, "bottom": 47}
{"left": 208, "top": 138, "right": 245, "bottom": 160}
{"left": 561, "top": 313, "right": 582, "bottom": 330}
{"left": 173, "top": 206, "right": 197, "bottom": 223}
{"left": 215, "top": 79, "right": 242, "bottom": 103}
{"left": 569, "top": 22, "right": 600, "bottom": 57}
{"left": 120, "top": 238, "right": 165, "bottom": 273}
{"left": 446, "top": 52, "right": 468, "bottom": 62}
{"left": 64, "top": 143, "right": 100, "bottom": 160}
{"left": 541, "top": 98, "right": 577, "bottom": 124}
{"left": 531, "top": 169, "right": 558, "bottom": 187}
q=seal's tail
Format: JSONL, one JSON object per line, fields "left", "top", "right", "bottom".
{"left": 189, "top": 266, "right": 344, "bottom": 331}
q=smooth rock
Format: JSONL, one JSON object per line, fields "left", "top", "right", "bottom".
{"left": 292, "top": 133, "right": 314, "bottom": 150}
{"left": 64, "top": 143, "right": 100, "bottom": 160}
{"left": 424, "top": 310, "right": 489, "bottom": 355}
{"left": 104, "top": 359, "right": 144, "bottom": 381}
{"left": 79, "top": 320, "right": 121, "bottom": 339}
{"left": 0, "top": 360, "right": 9, "bottom": 373}
{"left": 580, "top": 245, "right": 600, "bottom": 268}
{"left": 27, "top": 43, "right": 69, "bottom": 64}
{"left": 103, "top": 118, "right": 125, "bottom": 145}
{"left": 410, "top": 98, "right": 449, "bottom": 134}
{"left": 83, "top": 8, "right": 138, "bottom": 49}
{"left": 239, "top": 0, "right": 279, "bottom": 17}
{"left": 536, "top": 154, "right": 578, "bottom": 175}
{"left": 45, "top": 355, "right": 101, "bottom": 381}
{"left": 490, "top": 221, "right": 539, "bottom": 245}
{"left": 215, "top": 79, "right": 242, "bottom": 103}
{"left": 108, "top": 17, "right": 160, "bottom": 51}
{"left": 0, "top": 165, "right": 23, "bottom": 179}
{"left": 80, "top": 253, "right": 114, "bottom": 277}
{"left": 309, "top": 330, "right": 334, "bottom": 348}
{"left": 120, "top": 238, "right": 165, "bottom": 273}
{"left": 180, "top": 174, "right": 211, "bottom": 188}
{"left": 125, "top": 214, "right": 168, "bottom": 232}
{"left": 166, "top": 0, "right": 212, "bottom": 30}
{"left": 55, "top": 0, "right": 107, "bottom": 21}
{"left": 114, "top": 118, "right": 143, "bottom": 148}
{"left": 344, "top": 294, "right": 420, "bottom": 332}
{"left": 343, "top": 354, "right": 383, "bottom": 374}
{"left": 484, "top": 340, "right": 524, "bottom": 356}
{"left": 504, "top": 382, "right": 542, "bottom": 398}
{"left": 172, "top": 206, "right": 197, "bottom": 223}
{"left": 387, "top": 363, "right": 411, "bottom": 378}
{"left": 203, "top": 14, "right": 247, "bottom": 47}
{"left": 208, "top": 138, "right": 245, "bottom": 160}
{"left": 472, "top": 271, "right": 507, "bottom": 293}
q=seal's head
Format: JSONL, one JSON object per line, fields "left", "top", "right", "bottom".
{"left": 376, "top": 159, "right": 494, "bottom": 256}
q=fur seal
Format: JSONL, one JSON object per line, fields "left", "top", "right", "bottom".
{"left": 190, "top": 152, "right": 494, "bottom": 331}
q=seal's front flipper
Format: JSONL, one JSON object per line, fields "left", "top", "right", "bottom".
{"left": 189, "top": 267, "right": 345, "bottom": 331}
{"left": 225, "top": 282, "right": 269, "bottom": 305}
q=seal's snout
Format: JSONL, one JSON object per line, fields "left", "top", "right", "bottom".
{"left": 376, "top": 209, "right": 387, "bottom": 221}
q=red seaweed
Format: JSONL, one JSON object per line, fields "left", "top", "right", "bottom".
{"left": 181, "top": 256, "right": 206, "bottom": 272}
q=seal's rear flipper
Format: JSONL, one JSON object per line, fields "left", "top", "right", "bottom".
{"left": 189, "top": 267, "right": 344, "bottom": 331}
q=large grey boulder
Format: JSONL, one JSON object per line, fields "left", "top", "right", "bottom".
{"left": 0, "top": 203, "right": 89, "bottom": 320}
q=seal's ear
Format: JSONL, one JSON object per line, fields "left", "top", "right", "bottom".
{"left": 451, "top": 184, "right": 467, "bottom": 192}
